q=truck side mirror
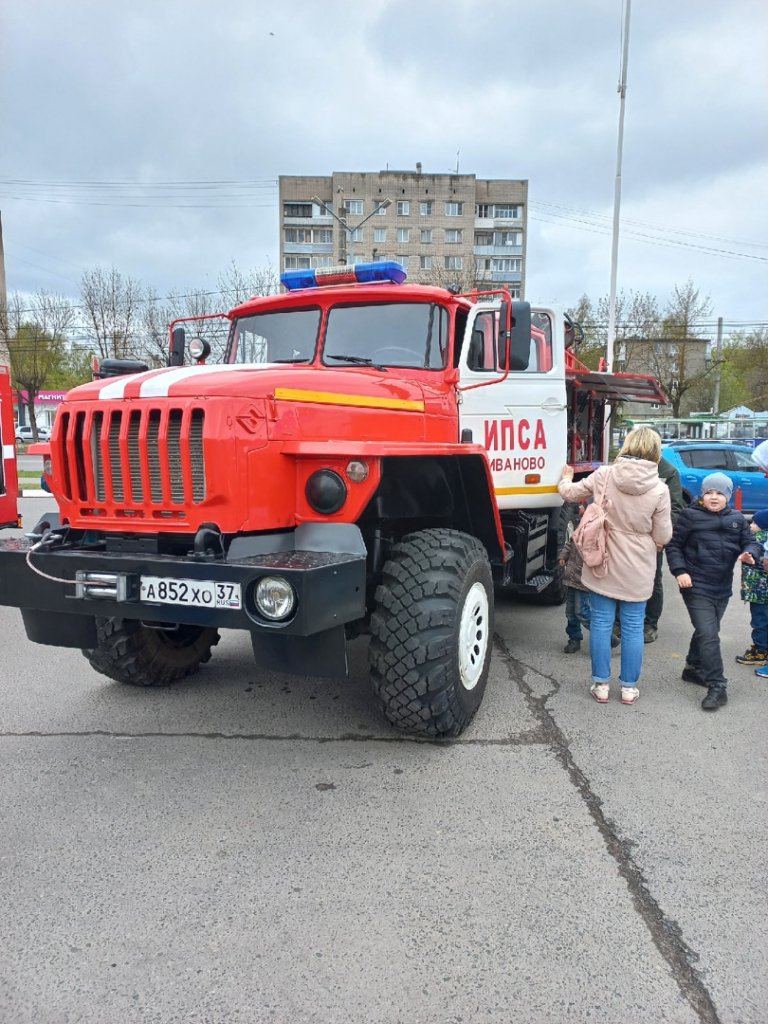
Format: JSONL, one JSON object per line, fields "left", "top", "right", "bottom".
{"left": 169, "top": 327, "right": 186, "bottom": 367}
{"left": 502, "top": 301, "right": 531, "bottom": 371}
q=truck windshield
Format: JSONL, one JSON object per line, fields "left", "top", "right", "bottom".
{"left": 228, "top": 308, "right": 321, "bottom": 364}
{"left": 323, "top": 302, "right": 448, "bottom": 369}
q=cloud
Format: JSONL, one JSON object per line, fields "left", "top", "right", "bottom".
{"left": 1, "top": 0, "right": 766, "bottom": 337}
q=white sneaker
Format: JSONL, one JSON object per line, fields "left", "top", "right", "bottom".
{"left": 590, "top": 683, "right": 610, "bottom": 703}
{"left": 621, "top": 686, "right": 640, "bottom": 705}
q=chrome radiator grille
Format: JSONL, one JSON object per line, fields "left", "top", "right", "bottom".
{"left": 58, "top": 406, "right": 206, "bottom": 507}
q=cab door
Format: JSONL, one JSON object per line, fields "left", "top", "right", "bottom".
{"left": 457, "top": 306, "right": 567, "bottom": 511}
{"left": 0, "top": 370, "right": 20, "bottom": 529}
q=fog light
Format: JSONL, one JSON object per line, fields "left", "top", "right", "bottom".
{"left": 346, "top": 459, "right": 369, "bottom": 483}
{"left": 255, "top": 576, "right": 296, "bottom": 621}
{"left": 305, "top": 469, "right": 347, "bottom": 514}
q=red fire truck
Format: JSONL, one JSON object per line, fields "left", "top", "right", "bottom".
{"left": 0, "top": 263, "right": 664, "bottom": 736}
{"left": 0, "top": 366, "right": 20, "bottom": 530}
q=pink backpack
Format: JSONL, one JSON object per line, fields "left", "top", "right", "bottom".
{"left": 572, "top": 472, "right": 611, "bottom": 577}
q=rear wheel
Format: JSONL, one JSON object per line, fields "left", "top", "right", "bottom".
{"left": 83, "top": 617, "right": 220, "bottom": 686}
{"left": 369, "top": 529, "right": 494, "bottom": 738}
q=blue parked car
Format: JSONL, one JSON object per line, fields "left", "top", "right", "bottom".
{"left": 662, "top": 440, "right": 768, "bottom": 514}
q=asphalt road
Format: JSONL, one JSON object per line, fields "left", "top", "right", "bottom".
{"left": 1, "top": 498, "right": 766, "bottom": 1024}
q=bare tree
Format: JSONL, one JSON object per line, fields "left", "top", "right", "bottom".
{"left": 80, "top": 267, "right": 143, "bottom": 360}
{"left": 643, "top": 281, "right": 714, "bottom": 416}
{"left": 218, "top": 260, "right": 279, "bottom": 306}
{"left": 142, "top": 287, "right": 219, "bottom": 366}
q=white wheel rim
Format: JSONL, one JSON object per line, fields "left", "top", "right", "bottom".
{"left": 458, "top": 581, "right": 490, "bottom": 691}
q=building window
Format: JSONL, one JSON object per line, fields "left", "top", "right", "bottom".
{"left": 311, "top": 255, "right": 333, "bottom": 268}
{"left": 475, "top": 231, "right": 493, "bottom": 246}
{"left": 284, "top": 255, "right": 311, "bottom": 269}
{"left": 372, "top": 252, "right": 387, "bottom": 262}
{"left": 397, "top": 201, "right": 410, "bottom": 216}
{"left": 420, "top": 201, "right": 433, "bottom": 216}
{"left": 420, "top": 255, "right": 433, "bottom": 270}
{"left": 373, "top": 228, "right": 387, "bottom": 243}
{"left": 396, "top": 228, "right": 410, "bottom": 243}
{"left": 285, "top": 227, "right": 335, "bottom": 244}
{"left": 444, "top": 202, "right": 463, "bottom": 217}
{"left": 495, "top": 230, "right": 522, "bottom": 246}
{"left": 445, "top": 228, "right": 462, "bottom": 243}
{"left": 492, "top": 258, "right": 522, "bottom": 272}
{"left": 376, "top": 204, "right": 388, "bottom": 216}
{"left": 493, "top": 204, "right": 522, "bottom": 219}
{"left": 343, "top": 199, "right": 364, "bottom": 215}
{"left": 420, "top": 229, "right": 433, "bottom": 243}
{"left": 396, "top": 255, "right": 409, "bottom": 267}
{"left": 444, "top": 255, "right": 463, "bottom": 270}
{"left": 284, "top": 202, "right": 313, "bottom": 218}
{"left": 475, "top": 204, "right": 522, "bottom": 220}
{"left": 349, "top": 228, "right": 363, "bottom": 242}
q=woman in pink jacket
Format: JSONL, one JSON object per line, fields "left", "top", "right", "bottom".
{"left": 558, "top": 426, "right": 673, "bottom": 705}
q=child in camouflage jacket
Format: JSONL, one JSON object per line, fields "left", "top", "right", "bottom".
{"left": 737, "top": 508, "right": 768, "bottom": 669}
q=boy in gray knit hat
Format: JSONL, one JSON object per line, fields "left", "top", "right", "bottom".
{"left": 666, "top": 473, "right": 762, "bottom": 710}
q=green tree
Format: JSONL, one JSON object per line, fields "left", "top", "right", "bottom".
{"left": 4, "top": 291, "right": 76, "bottom": 437}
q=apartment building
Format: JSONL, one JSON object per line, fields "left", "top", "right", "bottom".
{"left": 279, "top": 168, "right": 528, "bottom": 297}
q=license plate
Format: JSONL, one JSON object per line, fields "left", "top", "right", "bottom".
{"left": 140, "top": 576, "right": 242, "bottom": 610}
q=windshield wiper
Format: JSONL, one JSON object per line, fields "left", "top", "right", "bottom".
{"left": 270, "top": 357, "right": 310, "bottom": 363}
{"left": 326, "top": 354, "right": 387, "bottom": 371}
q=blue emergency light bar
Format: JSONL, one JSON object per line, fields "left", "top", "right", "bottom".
{"left": 281, "top": 260, "right": 407, "bottom": 291}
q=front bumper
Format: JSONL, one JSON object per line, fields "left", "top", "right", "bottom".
{"left": 0, "top": 534, "right": 367, "bottom": 638}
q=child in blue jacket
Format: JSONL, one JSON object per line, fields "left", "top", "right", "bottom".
{"left": 666, "top": 474, "right": 762, "bottom": 710}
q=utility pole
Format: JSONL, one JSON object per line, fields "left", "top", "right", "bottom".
{"left": 311, "top": 195, "right": 392, "bottom": 265}
{"left": 712, "top": 315, "right": 724, "bottom": 414}
{"left": 606, "top": 0, "right": 632, "bottom": 373}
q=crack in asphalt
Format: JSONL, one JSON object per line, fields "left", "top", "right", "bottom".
{"left": 0, "top": 727, "right": 545, "bottom": 745}
{"left": 496, "top": 634, "right": 722, "bottom": 1024}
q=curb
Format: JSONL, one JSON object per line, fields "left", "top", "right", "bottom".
{"left": 20, "top": 489, "right": 48, "bottom": 497}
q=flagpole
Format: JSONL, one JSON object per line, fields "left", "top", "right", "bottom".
{"left": 606, "top": 0, "right": 631, "bottom": 373}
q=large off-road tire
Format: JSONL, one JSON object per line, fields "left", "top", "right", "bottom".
{"left": 369, "top": 529, "right": 494, "bottom": 738}
{"left": 83, "top": 617, "right": 220, "bottom": 687}
{"left": 527, "top": 502, "right": 579, "bottom": 606}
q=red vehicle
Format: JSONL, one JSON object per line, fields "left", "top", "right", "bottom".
{"left": 0, "top": 263, "right": 664, "bottom": 736}
{"left": 0, "top": 366, "right": 20, "bottom": 529}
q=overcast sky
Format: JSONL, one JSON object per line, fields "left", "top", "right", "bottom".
{"left": 2, "top": 0, "right": 767, "bottom": 345}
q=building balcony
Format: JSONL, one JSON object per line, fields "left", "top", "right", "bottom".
{"left": 473, "top": 245, "right": 523, "bottom": 257}
{"left": 283, "top": 243, "right": 334, "bottom": 255}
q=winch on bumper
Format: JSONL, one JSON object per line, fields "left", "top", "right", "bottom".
{"left": 0, "top": 521, "right": 367, "bottom": 675}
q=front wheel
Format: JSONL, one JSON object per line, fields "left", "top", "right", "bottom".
{"left": 83, "top": 617, "right": 220, "bottom": 686}
{"left": 369, "top": 529, "right": 494, "bottom": 738}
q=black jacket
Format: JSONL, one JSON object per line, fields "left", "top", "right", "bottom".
{"left": 658, "top": 457, "right": 685, "bottom": 523}
{"left": 665, "top": 502, "right": 762, "bottom": 599}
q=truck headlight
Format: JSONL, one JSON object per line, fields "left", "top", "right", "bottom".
{"left": 305, "top": 469, "right": 347, "bottom": 514}
{"left": 255, "top": 576, "right": 296, "bottom": 621}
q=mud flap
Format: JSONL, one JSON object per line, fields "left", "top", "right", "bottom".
{"left": 250, "top": 625, "right": 348, "bottom": 678}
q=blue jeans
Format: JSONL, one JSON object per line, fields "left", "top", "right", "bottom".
{"left": 565, "top": 587, "right": 591, "bottom": 640}
{"left": 683, "top": 591, "right": 730, "bottom": 688}
{"left": 589, "top": 591, "right": 646, "bottom": 686}
{"left": 750, "top": 602, "right": 768, "bottom": 651}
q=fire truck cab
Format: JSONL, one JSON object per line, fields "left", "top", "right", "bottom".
{"left": 0, "top": 367, "right": 20, "bottom": 530}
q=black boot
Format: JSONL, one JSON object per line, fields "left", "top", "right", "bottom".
{"left": 564, "top": 638, "right": 581, "bottom": 654}
{"left": 681, "top": 666, "right": 707, "bottom": 686}
{"left": 701, "top": 686, "right": 728, "bottom": 711}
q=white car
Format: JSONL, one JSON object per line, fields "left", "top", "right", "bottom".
{"left": 15, "top": 424, "right": 51, "bottom": 443}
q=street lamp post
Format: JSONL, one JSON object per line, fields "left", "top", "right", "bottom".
{"left": 312, "top": 195, "right": 392, "bottom": 265}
